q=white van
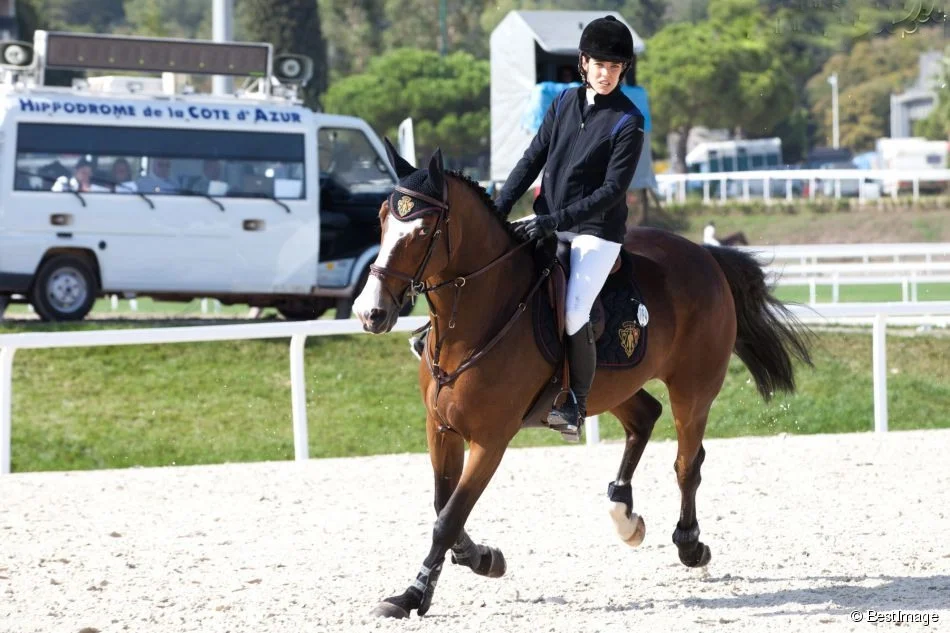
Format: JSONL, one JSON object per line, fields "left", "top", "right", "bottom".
{"left": 0, "top": 31, "right": 400, "bottom": 321}
{"left": 875, "top": 137, "right": 950, "bottom": 195}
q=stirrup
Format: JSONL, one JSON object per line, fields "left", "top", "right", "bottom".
{"left": 547, "top": 390, "right": 582, "bottom": 435}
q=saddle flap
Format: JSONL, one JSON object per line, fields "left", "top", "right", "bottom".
{"left": 547, "top": 261, "right": 567, "bottom": 340}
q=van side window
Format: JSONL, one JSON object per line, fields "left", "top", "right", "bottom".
{"left": 317, "top": 128, "right": 395, "bottom": 194}
{"left": 14, "top": 123, "right": 307, "bottom": 199}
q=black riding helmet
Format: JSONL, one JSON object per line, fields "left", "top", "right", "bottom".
{"left": 578, "top": 15, "right": 634, "bottom": 63}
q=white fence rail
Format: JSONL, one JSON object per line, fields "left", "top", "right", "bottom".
{"left": 656, "top": 168, "right": 950, "bottom": 204}
{"left": 736, "top": 243, "right": 950, "bottom": 304}
{"left": 2, "top": 303, "right": 950, "bottom": 474}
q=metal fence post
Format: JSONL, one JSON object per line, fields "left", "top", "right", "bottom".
{"left": 872, "top": 314, "right": 888, "bottom": 433}
{"left": 289, "top": 334, "right": 309, "bottom": 461}
{"left": 585, "top": 415, "right": 600, "bottom": 446}
{"left": 1, "top": 346, "right": 17, "bottom": 475}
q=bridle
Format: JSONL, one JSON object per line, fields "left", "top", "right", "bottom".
{"left": 368, "top": 182, "right": 452, "bottom": 309}
{"left": 367, "top": 179, "right": 549, "bottom": 391}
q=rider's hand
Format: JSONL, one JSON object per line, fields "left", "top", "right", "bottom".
{"left": 512, "top": 214, "right": 558, "bottom": 241}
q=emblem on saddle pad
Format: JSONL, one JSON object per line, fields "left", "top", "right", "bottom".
{"left": 396, "top": 195, "right": 415, "bottom": 218}
{"left": 619, "top": 321, "right": 641, "bottom": 358}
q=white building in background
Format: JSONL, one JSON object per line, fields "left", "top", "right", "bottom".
{"left": 890, "top": 50, "right": 944, "bottom": 138}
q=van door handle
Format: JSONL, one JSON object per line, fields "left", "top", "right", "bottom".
{"left": 243, "top": 219, "right": 265, "bottom": 231}
{"left": 50, "top": 213, "right": 73, "bottom": 226}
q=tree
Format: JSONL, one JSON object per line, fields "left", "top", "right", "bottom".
{"left": 319, "top": 0, "right": 387, "bottom": 78}
{"left": 913, "top": 46, "right": 950, "bottom": 139}
{"left": 322, "top": 49, "right": 489, "bottom": 166}
{"left": 640, "top": 0, "right": 794, "bottom": 171}
{"left": 240, "top": 0, "right": 328, "bottom": 106}
{"left": 806, "top": 28, "right": 946, "bottom": 151}
{"left": 40, "top": 0, "right": 126, "bottom": 33}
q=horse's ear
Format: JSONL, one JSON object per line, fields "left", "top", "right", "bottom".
{"left": 384, "top": 136, "right": 416, "bottom": 179}
{"left": 427, "top": 148, "right": 445, "bottom": 194}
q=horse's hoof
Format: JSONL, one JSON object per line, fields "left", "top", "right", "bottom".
{"left": 680, "top": 542, "right": 712, "bottom": 568}
{"left": 485, "top": 546, "right": 507, "bottom": 578}
{"left": 609, "top": 503, "right": 646, "bottom": 547}
{"left": 371, "top": 601, "right": 410, "bottom": 619}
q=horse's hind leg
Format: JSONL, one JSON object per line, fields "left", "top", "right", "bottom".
{"left": 667, "top": 385, "right": 714, "bottom": 568}
{"left": 607, "top": 389, "right": 662, "bottom": 546}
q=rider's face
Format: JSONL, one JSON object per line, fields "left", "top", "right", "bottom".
{"left": 582, "top": 57, "right": 624, "bottom": 95}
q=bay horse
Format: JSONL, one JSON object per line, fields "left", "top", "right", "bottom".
{"left": 353, "top": 144, "right": 812, "bottom": 619}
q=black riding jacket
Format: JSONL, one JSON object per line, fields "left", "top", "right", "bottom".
{"left": 496, "top": 86, "right": 645, "bottom": 244}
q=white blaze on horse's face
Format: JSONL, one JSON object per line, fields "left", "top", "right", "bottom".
{"left": 353, "top": 215, "right": 426, "bottom": 331}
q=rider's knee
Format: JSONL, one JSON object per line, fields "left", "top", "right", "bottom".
{"left": 565, "top": 310, "right": 590, "bottom": 336}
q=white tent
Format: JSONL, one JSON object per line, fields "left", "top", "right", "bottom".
{"left": 489, "top": 10, "right": 655, "bottom": 192}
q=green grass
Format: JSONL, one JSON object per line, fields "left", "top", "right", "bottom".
{"left": 774, "top": 283, "right": 950, "bottom": 304}
{"left": 4, "top": 322, "right": 949, "bottom": 473}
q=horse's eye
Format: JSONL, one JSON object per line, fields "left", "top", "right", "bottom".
{"left": 419, "top": 227, "right": 429, "bottom": 236}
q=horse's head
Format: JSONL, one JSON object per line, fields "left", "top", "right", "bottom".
{"left": 354, "top": 140, "right": 452, "bottom": 333}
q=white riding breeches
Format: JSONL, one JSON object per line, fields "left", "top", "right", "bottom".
{"left": 560, "top": 232, "right": 623, "bottom": 335}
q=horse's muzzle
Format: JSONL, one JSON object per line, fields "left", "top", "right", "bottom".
{"left": 359, "top": 306, "right": 397, "bottom": 334}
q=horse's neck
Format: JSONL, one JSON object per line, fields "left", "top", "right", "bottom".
{"left": 426, "top": 203, "right": 532, "bottom": 339}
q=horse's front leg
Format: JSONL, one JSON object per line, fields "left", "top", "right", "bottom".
{"left": 428, "top": 422, "right": 506, "bottom": 580}
{"left": 372, "top": 434, "right": 509, "bottom": 619}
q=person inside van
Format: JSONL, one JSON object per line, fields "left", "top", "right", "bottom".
{"left": 111, "top": 158, "right": 138, "bottom": 194}
{"left": 186, "top": 160, "right": 228, "bottom": 196}
{"left": 52, "top": 158, "right": 96, "bottom": 192}
{"left": 136, "top": 157, "right": 179, "bottom": 194}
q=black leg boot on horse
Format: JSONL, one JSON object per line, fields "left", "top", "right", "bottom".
{"left": 548, "top": 321, "right": 596, "bottom": 442}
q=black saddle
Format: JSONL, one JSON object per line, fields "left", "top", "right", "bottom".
{"left": 533, "top": 238, "right": 649, "bottom": 369}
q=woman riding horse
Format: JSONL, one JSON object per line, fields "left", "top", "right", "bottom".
{"left": 498, "top": 15, "right": 644, "bottom": 441}
{"left": 410, "top": 16, "right": 646, "bottom": 441}
{"left": 350, "top": 16, "right": 812, "bottom": 623}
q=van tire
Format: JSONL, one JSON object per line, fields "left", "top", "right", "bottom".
{"left": 31, "top": 254, "right": 98, "bottom": 322}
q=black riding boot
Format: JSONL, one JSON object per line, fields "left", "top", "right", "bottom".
{"left": 548, "top": 322, "right": 596, "bottom": 442}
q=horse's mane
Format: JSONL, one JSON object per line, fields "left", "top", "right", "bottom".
{"left": 446, "top": 170, "right": 519, "bottom": 242}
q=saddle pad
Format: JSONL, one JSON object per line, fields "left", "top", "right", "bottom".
{"left": 532, "top": 251, "right": 649, "bottom": 369}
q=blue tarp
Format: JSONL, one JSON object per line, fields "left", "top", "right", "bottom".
{"left": 521, "top": 82, "right": 652, "bottom": 134}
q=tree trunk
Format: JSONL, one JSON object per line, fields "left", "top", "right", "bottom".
{"left": 675, "top": 125, "right": 690, "bottom": 174}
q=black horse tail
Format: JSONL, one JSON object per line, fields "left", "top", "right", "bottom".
{"left": 705, "top": 245, "right": 814, "bottom": 401}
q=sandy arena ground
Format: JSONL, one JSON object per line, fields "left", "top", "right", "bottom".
{"left": 2, "top": 429, "right": 949, "bottom": 633}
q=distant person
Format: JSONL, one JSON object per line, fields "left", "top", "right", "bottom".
{"left": 51, "top": 158, "right": 94, "bottom": 192}
{"left": 111, "top": 158, "right": 138, "bottom": 194}
{"left": 703, "top": 221, "right": 721, "bottom": 246}
{"left": 136, "top": 157, "right": 179, "bottom": 193}
{"left": 186, "top": 160, "right": 226, "bottom": 195}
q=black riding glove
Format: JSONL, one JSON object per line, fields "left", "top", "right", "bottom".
{"left": 512, "top": 214, "right": 559, "bottom": 242}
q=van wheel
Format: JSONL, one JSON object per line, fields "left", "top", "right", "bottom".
{"left": 31, "top": 254, "right": 98, "bottom": 322}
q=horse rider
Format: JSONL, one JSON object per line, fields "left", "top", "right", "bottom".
{"left": 407, "top": 16, "right": 644, "bottom": 441}
{"left": 497, "top": 15, "right": 645, "bottom": 439}
{"left": 703, "top": 220, "right": 721, "bottom": 246}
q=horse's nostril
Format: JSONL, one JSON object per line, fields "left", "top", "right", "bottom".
{"left": 369, "top": 308, "right": 388, "bottom": 324}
